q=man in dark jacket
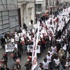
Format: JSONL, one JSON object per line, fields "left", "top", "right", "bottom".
{"left": 49, "top": 59, "right": 55, "bottom": 70}
{"left": 2, "top": 53, "right": 8, "bottom": 67}
{"left": 13, "top": 48, "right": 18, "bottom": 61}
{"left": 1, "top": 37, "right": 5, "bottom": 49}
{"left": 17, "top": 42, "right": 23, "bottom": 54}
{"left": 25, "top": 60, "right": 32, "bottom": 70}
{"left": 23, "top": 23, "right": 27, "bottom": 30}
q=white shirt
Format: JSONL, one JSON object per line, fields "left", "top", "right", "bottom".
{"left": 51, "top": 46, "right": 56, "bottom": 54}
{"left": 54, "top": 58, "right": 60, "bottom": 65}
{"left": 15, "top": 34, "right": 19, "bottom": 41}
{"left": 42, "top": 61, "right": 49, "bottom": 69}
{"left": 63, "top": 44, "right": 67, "bottom": 51}
{"left": 65, "top": 61, "right": 69, "bottom": 67}
{"left": 48, "top": 51, "right": 54, "bottom": 57}
{"left": 46, "top": 55, "right": 51, "bottom": 63}
{"left": 38, "top": 68, "right": 42, "bottom": 70}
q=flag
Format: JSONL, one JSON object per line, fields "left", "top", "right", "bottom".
{"left": 32, "top": 21, "right": 40, "bottom": 70}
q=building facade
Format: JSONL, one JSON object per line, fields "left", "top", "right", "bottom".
{"left": 0, "top": 0, "right": 20, "bottom": 34}
{"left": 59, "top": 0, "right": 70, "bottom": 3}
{"left": 18, "top": 0, "right": 35, "bottom": 27}
{"left": 59, "top": 0, "right": 70, "bottom": 9}
{"left": 35, "top": 0, "right": 57, "bottom": 18}
{"left": 35, "top": 0, "right": 43, "bottom": 19}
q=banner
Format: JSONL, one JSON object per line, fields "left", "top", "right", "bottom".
{"left": 5, "top": 43, "right": 17, "bottom": 52}
{"left": 32, "top": 21, "right": 40, "bottom": 70}
{"left": 27, "top": 45, "right": 40, "bottom": 53}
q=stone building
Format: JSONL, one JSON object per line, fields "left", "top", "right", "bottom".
{"left": 18, "top": 0, "right": 35, "bottom": 27}
{"left": 0, "top": 0, "right": 20, "bottom": 34}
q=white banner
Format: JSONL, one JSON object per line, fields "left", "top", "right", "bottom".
{"left": 32, "top": 21, "right": 40, "bottom": 70}
{"left": 27, "top": 45, "right": 40, "bottom": 53}
{"left": 5, "top": 43, "right": 17, "bottom": 52}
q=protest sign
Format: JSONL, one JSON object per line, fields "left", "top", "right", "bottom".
{"left": 5, "top": 43, "right": 17, "bottom": 52}
{"left": 27, "top": 45, "right": 40, "bottom": 53}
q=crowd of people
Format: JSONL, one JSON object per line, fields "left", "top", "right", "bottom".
{"left": 0, "top": 7, "right": 70, "bottom": 70}
{"left": 38, "top": 8, "right": 70, "bottom": 70}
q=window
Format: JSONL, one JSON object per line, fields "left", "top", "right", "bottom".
{"left": 0, "top": 21, "right": 2, "bottom": 25}
{"left": 35, "top": 4, "right": 42, "bottom": 12}
{"left": 0, "top": 25, "right": 2, "bottom": 29}
{"left": 2, "top": 11, "right": 8, "bottom": 16}
{"left": 3, "top": 16, "right": 8, "bottom": 20}
{"left": 0, "top": 9, "right": 19, "bottom": 34}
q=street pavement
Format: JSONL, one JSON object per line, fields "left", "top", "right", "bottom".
{"left": 0, "top": 46, "right": 48, "bottom": 70}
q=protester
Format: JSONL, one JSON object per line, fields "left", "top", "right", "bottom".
{"left": 0, "top": 37, "right": 5, "bottom": 49}
{"left": 12, "top": 48, "right": 18, "bottom": 61}
{"left": 42, "top": 58, "right": 49, "bottom": 70}
{"left": 48, "top": 59, "right": 55, "bottom": 70}
{"left": 46, "top": 52, "right": 51, "bottom": 63}
{"left": 38, "top": 63, "right": 44, "bottom": 70}
{"left": 1, "top": 53, "right": 8, "bottom": 67}
{"left": 17, "top": 41, "right": 23, "bottom": 54}
{"left": 23, "top": 23, "right": 27, "bottom": 30}
{"left": 53, "top": 55, "right": 60, "bottom": 70}
{"left": 25, "top": 59, "right": 32, "bottom": 70}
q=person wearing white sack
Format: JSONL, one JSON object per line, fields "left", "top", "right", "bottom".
{"left": 53, "top": 56, "right": 60, "bottom": 70}
{"left": 15, "top": 32, "right": 19, "bottom": 42}
{"left": 51, "top": 46, "right": 57, "bottom": 54}
{"left": 48, "top": 48, "right": 54, "bottom": 57}
{"left": 42, "top": 58, "right": 49, "bottom": 70}
{"left": 46, "top": 52, "right": 51, "bottom": 63}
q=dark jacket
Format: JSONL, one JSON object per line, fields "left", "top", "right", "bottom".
{"left": 25, "top": 61, "right": 32, "bottom": 70}
{"left": 2, "top": 55, "right": 8, "bottom": 65}
{"left": 49, "top": 60, "right": 55, "bottom": 70}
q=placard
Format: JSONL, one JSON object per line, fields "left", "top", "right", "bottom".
{"left": 27, "top": 45, "right": 40, "bottom": 53}
{"left": 5, "top": 43, "right": 17, "bottom": 52}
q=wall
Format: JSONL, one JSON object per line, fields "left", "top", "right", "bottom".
{"left": 0, "top": 0, "right": 19, "bottom": 34}
{"left": 18, "top": 0, "right": 35, "bottom": 27}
